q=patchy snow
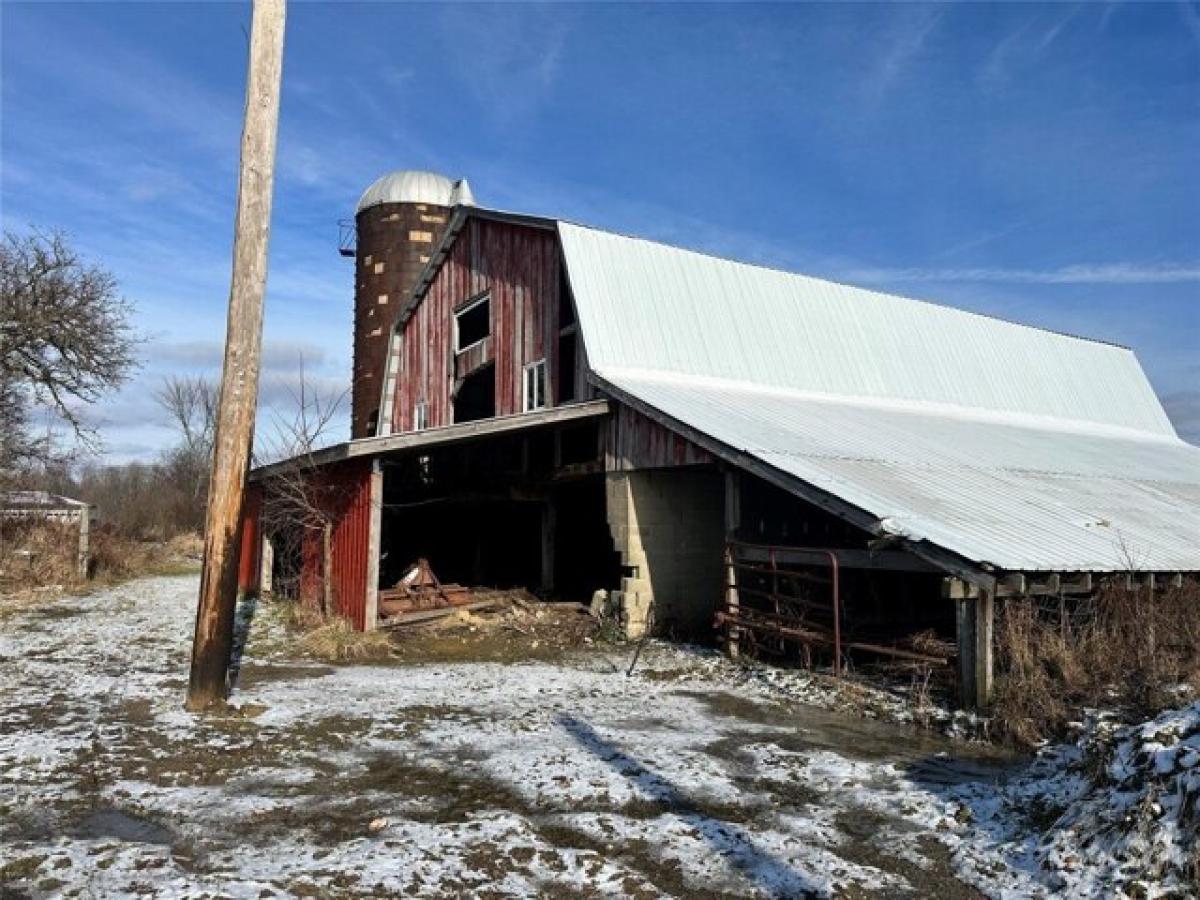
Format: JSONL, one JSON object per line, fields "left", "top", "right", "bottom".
{"left": 0, "top": 576, "right": 1191, "bottom": 898}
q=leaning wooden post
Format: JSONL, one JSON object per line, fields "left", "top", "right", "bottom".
{"left": 186, "top": 0, "right": 286, "bottom": 711}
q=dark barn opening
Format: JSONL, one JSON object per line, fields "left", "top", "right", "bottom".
{"left": 553, "top": 479, "right": 622, "bottom": 602}
{"left": 557, "top": 331, "right": 578, "bottom": 403}
{"left": 377, "top": 423, "right": 617, "bottom": 607}
{"left": 729, "top": 473, "right": 954, "bottom": 671}
{"left": 454, "top": 363, "right": 495, "bottom": 423}
{"left": 383, "top": 498, "right": 542, "bottom": 589}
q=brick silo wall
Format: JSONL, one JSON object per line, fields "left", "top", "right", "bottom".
{"left": 351, "top": 201, "right": 452, "bottom": 438}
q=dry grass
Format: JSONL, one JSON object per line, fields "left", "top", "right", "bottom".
{"left": 298, "top": 617, "right": 395, "bottom": 663}
{"left": 1, "top": 519, "right": 203, "bottom": 598}
{"left": 87, "top": 528, "right": 201, "bottom": 584}
{"left": 993, "top": 578, "right": 1200, "bottom": 747}
{"left": 0, "top": 520, "right": 80, "bottom": 589}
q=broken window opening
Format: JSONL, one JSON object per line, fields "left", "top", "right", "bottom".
{"left": 523, "top": 359, "right": 547, "bottom": 412}
{"left": 454, "top": 363, "right": 496, "bottom": 424}
{"left": 454, "top": 294, "right": 490, "bottom": 352}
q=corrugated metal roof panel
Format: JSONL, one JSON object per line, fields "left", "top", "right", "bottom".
{"left": 559, "top": 222, "right": 1176, "bottom": 438}
{"left": 603, "top": 371, "right": 1200, "bottom": 572}
{"left": 558, "top": 220, "right": 1197, "bottom": 572}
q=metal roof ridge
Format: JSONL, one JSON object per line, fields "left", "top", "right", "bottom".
{"left": 599, "top": 366, "right": 1188, "bottom": 447}
{"left": 557, "top": 220, "right": 1133, "bottom": 352}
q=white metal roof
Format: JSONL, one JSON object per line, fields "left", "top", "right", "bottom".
{"left": 356, "top": 170, "right": 476, "bottom": 214}
{"left": 559, "top": 222, "right": 1200, "bottom": 573}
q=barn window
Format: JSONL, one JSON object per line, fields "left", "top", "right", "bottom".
{"left": 414, "top": 400, "right": 428, "bottom": 431}
{"left": 523, "top": 359, "right": 547, "bottom": 412}
{"left": 454, "top": 294, "right": 490, "bottom": 352}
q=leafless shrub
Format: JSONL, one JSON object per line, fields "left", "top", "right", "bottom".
{"left": 993, "top": 578, "right": 1200, "bottom": 747}
{"left": 256, "top": 364, "right": 349, "bottom": 614}
{"left": 154, "top": 375, "right": 217, "bottom": 531}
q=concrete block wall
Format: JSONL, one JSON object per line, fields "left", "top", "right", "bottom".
{"left": 605, "top": 468, "right": 726, "bottom": 638}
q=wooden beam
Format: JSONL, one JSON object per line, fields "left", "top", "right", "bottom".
{"left": 724, "top": 469, "right": 741, "bottom": 660}
{"left": 364, "top": 460, "right": 383, "bottom": 631}
{"left": 998, "top": 573, "right": 1026, "bottom": 597}
{"left": 975, "top": 587, "right": 994, "bottom": 709}
{"left": 1030, "top": 573, "right": 1061, "bottom": 596}
{"left": 943, "top": 577, "right": 980, "bottom": 600}
{"left": 951, "top": 577, "right": 994, "bottom": 709}
{"left": 997, "top": 571, "right": 1095, "bottom": 597}
{"left": 250, "top": 400, "right": 610, "bottom": 480}
{"left": 1061, "top": 572, "right": 1093, "bottom": 594}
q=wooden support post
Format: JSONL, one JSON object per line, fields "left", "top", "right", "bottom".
{"left": 975, "top": 587, "right": 994, "bottom": 709}
{"left": 724, "top": 469, "right": 741, "bottom": 659}
{"left": 186, "top": 0, "right": 286, "bottom": 711}
{"left": 259, "top": 535, "right": 274, "bottom": 595}
{"left": 949, "top": 577, "right": 979, "bottom": 706}
{"left": 947, "top": 577, "right": 993, "bottom": 708}
{"left": 541, "top": 497, "right": 557, "bottom": 593}
{"left": 77, "top": 505, "right": 90, "bottom": 580}
{"left": 364, "top": 460, "right": 383, "bottom": 631}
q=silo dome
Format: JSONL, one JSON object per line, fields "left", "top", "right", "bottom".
{"left": 355, "top": 169, "right": 475, "bottom": 214}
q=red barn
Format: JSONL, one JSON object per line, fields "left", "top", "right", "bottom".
{"left": 247, "top": 169, "right": 1200, "bottom": 707}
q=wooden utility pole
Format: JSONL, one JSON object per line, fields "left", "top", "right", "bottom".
{"left": 186, "top": 0, "right": 286, "bottom": 711}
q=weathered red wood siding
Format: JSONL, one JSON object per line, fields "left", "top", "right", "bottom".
{"left": 237, "top": 486, "right": 263, "bottom": 593}
{"left": 297, "top": 459, "right": 373, "bottom": 629}
{"left": 606, "top": 402, "right": 714, "bottom": 471}
{"left": 391, "top": 219, "right": 562, "bottom": 432}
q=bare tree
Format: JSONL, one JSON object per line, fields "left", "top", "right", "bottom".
{"left": 258, "top": 368, "right": 348, "bottom": 615}
{"left": 155, "top": 375, "right": 218, "bottom": 509}
{"left": 0, "top": 230, "right": 138, "bottom": 474}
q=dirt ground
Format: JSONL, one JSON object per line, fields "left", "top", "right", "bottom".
{"left": 1, "top": 575, "right": 1056, "bottom": 899}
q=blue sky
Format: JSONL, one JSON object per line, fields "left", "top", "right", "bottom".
{"left": 2, "top": 1, "right": 1198, "bottom": 460}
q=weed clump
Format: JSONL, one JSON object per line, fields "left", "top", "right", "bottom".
{"left": 993, "top": 578, "right": 1200, "bottom": 747}
{"left": 298, "top": 617, "right": 394, "bottom": 663}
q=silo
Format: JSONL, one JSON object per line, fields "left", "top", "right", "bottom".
{"left": 348, "top": 170, "right": 475, "bottom": 438}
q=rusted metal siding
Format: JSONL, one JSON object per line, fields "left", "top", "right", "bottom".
{"left": 390, "top": 219, "right": 561, "bottom": 433}
{"left": 606, "top": 402, "right": 714, "bottom": 471}
{"left": 296, "top": 460, "right": 374, "bottom": 629}
{"left": 237, "top": 486, "right": 263, "bottom": 592}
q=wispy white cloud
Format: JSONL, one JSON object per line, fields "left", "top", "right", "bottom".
{"left": 845, "top": 263, "right": 1200, "bottom": 285}
{"left": 435, "top": 4, "right": 572, "bottom": 126}
{"left": 864, "top": 7, "right": 943, "bottom": 103}
{"left": 979, "top": 6, "right": 1083, "bottom": 93}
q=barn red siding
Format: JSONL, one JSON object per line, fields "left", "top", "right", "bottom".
{"left": 237, "top": 486, "right": 263, "bottom": 593}
{"left": 297, "top": 459, "right": 374, "bottom": 630}
{"left": 606, "top": 403, "right": 714, "bottom": 471}
{"left": 391, "top": 220, "right": 562, "bottom": 433}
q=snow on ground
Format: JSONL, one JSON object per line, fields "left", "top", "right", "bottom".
{"left": 0, "top": 576, "right": 1189, "bottom": 898}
